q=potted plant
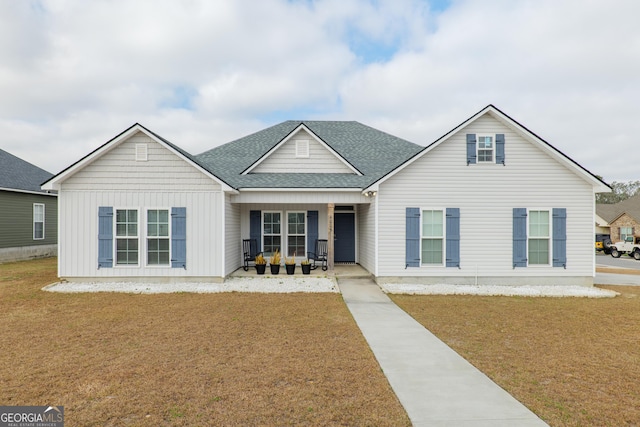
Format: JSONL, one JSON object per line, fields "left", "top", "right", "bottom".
{"left": 255, "top": 253, "right": 266, "bottom": 275}
{"left": 301, "top": 258, "right": 311, "bottom": 275}
{"left": 285, "top": 255, "right": 296, "bottom": 275}
{"left": 269, "top": 249, "right": 281, "bottom": 275}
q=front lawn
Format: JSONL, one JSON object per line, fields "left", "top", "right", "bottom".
{"left": 0, "top": 258, "right": 410, "bottom": 426}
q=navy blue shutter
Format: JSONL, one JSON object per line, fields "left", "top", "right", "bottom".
{"left": 307, "top": 210, "right": 318, "bottom": 255}
{"left": 513, "top": 208, "right": 528, "bottom": 268}
{"left": 552, "top": 208, "right": 567, "bottom": 268}
{"left": 171, "top": 207, "right": 186, "bottom": 269}
{"left": 250, "top": 210, "right": 262, "bottom": 253}
{"left": 98, "top": 206, "right": 113, "bottom": 268}
{"left": 496, "top": 134, "right": 505, "bottom": 165}
{"left": 466, "top": 134, "right": 477, "bottom": 165}
{"left": 406, "top": 208, "right": 420, "bottom": 267}
{"left": 445, "top": 208, "right": 460, "bottom": 268}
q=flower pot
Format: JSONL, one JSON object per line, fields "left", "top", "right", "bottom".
{"left": 255, "top": 264, "right": 266, "bottom": 275}
{"left": 301, "top": 264, "right": 311, "bottom": 275}
{"left": 285, "top": 264, "right": 296, "bottom": 275}
{"left": 270, "top": 264, "right": 280, "bottom": 275}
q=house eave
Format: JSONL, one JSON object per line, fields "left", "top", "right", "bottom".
{"left": 1, "top": 187, "right": 57, "bottom": 197}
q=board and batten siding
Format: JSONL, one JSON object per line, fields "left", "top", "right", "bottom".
{"left": 225, "top": 194, "right": 241, "bottom": 276}
{"left": 251, "top": 130, "right": 354, "bottom": 174}
{"left": 376, "top": 114, "right": 595, "bottom": 285}
{"left": 57, "top": 132, "right": 224, "bottom": 279}
{"left": 63, "top": 132, "right": 221, "bottom": 192}
{"left": 357, "top": 201, "right": 376, "bottom": 274}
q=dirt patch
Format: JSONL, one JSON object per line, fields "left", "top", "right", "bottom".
{"left": 392, "top": 286, "right": 640, "bottom": 426}
{"left": 0, "top": 258, "right": 410, "bottom": 426}
{"left": 596, "top": 266, "right": 640, "bottom": 275}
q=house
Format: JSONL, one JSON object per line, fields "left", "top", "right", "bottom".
{"left": 42, "top": 105, "right": 610, "bottom": 286}
{"left": 0, "top": 148, "right": 57, "bottom": 263}
{"left": 596, "top": 193, "right": 640, "bottom": 242}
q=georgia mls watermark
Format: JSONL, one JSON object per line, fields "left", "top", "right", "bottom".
{"left": 0, "top": 406, "right": 64, "bottom": 427}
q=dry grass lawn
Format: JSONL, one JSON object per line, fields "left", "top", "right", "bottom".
{"left": 0, "top": 258, "right": 410, "bottom": 426}
{"left": 392, "top": 285, "right": 640, "bottom": 427}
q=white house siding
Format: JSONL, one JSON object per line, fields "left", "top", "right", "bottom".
{"left": 357, "top": 200, "right": 377, "bottom": 275}
{"left": 376, "top": 114, "right": 596, "bottom": 286}
{"left": 252, "top": 130, "right": 354, "bottom": 174}
{"left": 63, "top": 132, "right": 220, "bottom": 192}
{"left": 57, "top": 133, "right": 225, "bottom": 281}
{"left": 225, "top": 194, "right": 241, "bottom": 276}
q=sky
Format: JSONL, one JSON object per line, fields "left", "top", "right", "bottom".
{"left": 1, "top": 0, "right": 639, "bottom": 182}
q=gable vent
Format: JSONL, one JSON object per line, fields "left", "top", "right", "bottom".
{"left": 135, "top": 143, "right": 148, "bottom": 161}
{"left": 295, "top": 140, "right": 309, "bottom": 158}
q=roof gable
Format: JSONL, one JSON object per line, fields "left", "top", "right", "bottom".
{"left": 42, "top": 124, "right": 235, "bottom": 192}
{"left": 367, "top": 105, "right": 611, "bottom": 193}
{"left": 244, "top": 125, "right": 361, "bottom": 175}
{"left": 0, "top": 148, "right": 53, "bottom": 194}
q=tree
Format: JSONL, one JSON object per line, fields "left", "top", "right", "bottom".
{"left": 596, "top": 180, "right": 640, "bottom": 204}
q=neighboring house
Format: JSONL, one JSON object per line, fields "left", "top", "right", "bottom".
{"left": 596, "top": 194, "right": 640, "bottom": 242}
{"left": 0, "top": 148, "right": 57, "bottom": 263}
{"left": 42, "top": 105, "right": 610, "bottom": 286}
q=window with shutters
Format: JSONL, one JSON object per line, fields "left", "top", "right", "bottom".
{"left": 116, "top": 209, "right": 139, "bottom": 265}
{"left": 287, "top": 212, "right": 306, "bottom": 257}
{"left": 263, "top": 212, "right": 282, "bottom": 257}
{"left": 477, "top": 135, "right": 494, "bottom": 162}
{"left": 528, "top": 210, "right": 550, "bottom": 265}
{"left": 147, "top": 209, "right": 170, "bottom": 265}
{"left": 421, "top": 210, "right": 444, "bottom": 265}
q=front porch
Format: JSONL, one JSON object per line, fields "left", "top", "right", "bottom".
{"left": 230, "top": 263, "right": 372, "bottom": 279}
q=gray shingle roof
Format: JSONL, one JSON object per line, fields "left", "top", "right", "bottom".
{"left": 196, "top": 121, "right": 423, "bottom": 189}
{"left": 597, "top": 194, "right": 640, "bottom": 223}
{"left": 0, "top": 148, "right": 53, "bottom": 193}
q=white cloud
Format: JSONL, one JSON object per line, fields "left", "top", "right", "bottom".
{"left": 0, "top": 0, "right": 638, "bottom": 182}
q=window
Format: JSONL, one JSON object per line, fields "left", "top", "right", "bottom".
{"left": 116, "top": 209, "right": 138, "bottom": 265}
{"left": 477, "top": 135, "right": 494, "bottom": 162}
{"left": 287, "top": 212, "right": 306, "bottom": 257}
{"left": 263, "top": 212, "right": 281, "bottom": 256}
{"left": 33, "top": 204, "right": 45, "bottom": 240}
{"left": 147, "top": 209, "right": 170, "bottom": 265}
{"left": 295, "top": 140, "right": 309, "bottom": 158}
{"left": 620, "top": 227, "right": 633, "bottom": 242}
{"left": 528, "top": 210, "right": 550, "bottom": 265}
{"left": 421, "top": 210, "right": 444, "bottom": 265}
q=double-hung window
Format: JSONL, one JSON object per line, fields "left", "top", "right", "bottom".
{"left": 287, "top": 212, "right": 306, "bottom": 257}
{"left": 528, "top": 210, "right": 550, "bottom": 265}
{"left": 147, "top": 209, "right": 170, "bottom": 265}
{"left": 33, "top": 203, "right": 45, "bottom": 240}
{"left": 477, "top": 135, "right": 494, "bottom": 163}
{"left": 263, "top": 212, "right": 281, "bottom": 256}
{"left": 421, "top": 210, "right": 444, "bottom": 265}
{"left": 116, "top": 209, "right": 138, "bottom": 265}
{"left": 620, "top": 226, "right": 633, "bottom": 242}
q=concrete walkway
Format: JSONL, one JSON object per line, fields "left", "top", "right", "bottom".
{"left": 338, "top": 278, "right": 548, "bottom": 427}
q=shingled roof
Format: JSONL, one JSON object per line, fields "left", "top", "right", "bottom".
{"left": 195, "top": 121, "right": 423, "bottom": 189}
{"left": 0, "top": 148, "right": 53, "bottom": 194}
{"left": 597, "top": 193, "right": 640, "bottom": 223}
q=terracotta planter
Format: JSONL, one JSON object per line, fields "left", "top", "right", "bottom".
{"left": 270, "top": 264, "right": 280, "bottom": 275}
{"left": 285, "top": 264, "right": 296, "bottom": 275}
{"left": 301, "top": 264, "right": 311, "bottom": 275}
{"left": 255, "top": 264, "right": 266, "bottom": 275}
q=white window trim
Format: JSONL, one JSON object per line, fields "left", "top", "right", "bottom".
{"left": 527, "top": 208, "right": 552, "bottom": 267}
{"left": 33, "top": 203, "right": 45, "bottom": 240}
{"left": 145, "top": 208, "right": 171, "bottom": 267}
{"left": 135, "top": 143, "right": 148, "bottom": 162}
{"left": 476, "top": 134, "right": 495, "bottom": 164}
{"left": 262, "top": 211, "right": 283, "bottom": 257}
{"left": 285, "top": 210, "right": 307, "bottom": 259}
{"left": 295, "top": 139, "right": 310, "bottom": 158}
{"left": 420, "top": 208, "right": 446, "bottom": 267}
{"left": 114, "top": 208, "right": 140, "bottom": 267}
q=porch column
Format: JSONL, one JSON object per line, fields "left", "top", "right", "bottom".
{"left": 327, "top": 203, "right": 334, "bottom": 270}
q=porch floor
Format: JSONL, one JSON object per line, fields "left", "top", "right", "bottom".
{"left": 230, "top": 263, "right": 372, "bottom": 279}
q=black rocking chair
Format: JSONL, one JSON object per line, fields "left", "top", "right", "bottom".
{"left": 243, "top": 239, "right": 259, "bottom": 271}
{"left": 307, "top": 239, "right": 328, "bottom": 271}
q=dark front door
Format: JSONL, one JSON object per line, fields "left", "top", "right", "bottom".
{"left": 334, "top": 213, "right": 355, "bottom": 263}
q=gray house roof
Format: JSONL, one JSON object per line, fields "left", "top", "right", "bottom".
{"left": 597, "top": 193, "right": 640, "bottom": 223}
{"left": 196, "top": 121, "right": 423, "bottom": 189}
{"left": 0, "top": 148, "right": 53, "bottom": 194}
